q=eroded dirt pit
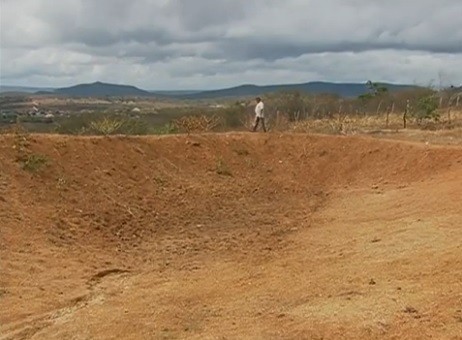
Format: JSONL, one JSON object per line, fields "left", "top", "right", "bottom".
{"left": 1, "top": 133, "right": 461, "bottom": 339}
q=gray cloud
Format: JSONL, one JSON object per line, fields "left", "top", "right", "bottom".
{"left": 1, "top": 0, "right": 461, "bottom": 89}
{"left": 167, "top": 0, "right": 249, "bottom": 31}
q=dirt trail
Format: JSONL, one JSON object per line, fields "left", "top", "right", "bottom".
{"left": 1, "top": 132, "right": 461, "bottom": 339}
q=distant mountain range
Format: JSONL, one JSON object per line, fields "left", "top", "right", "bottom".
{"left": 1, "top": 81, "right": 420, "bottom": 99}
{"left": 0, "top": 86, "right": 55, "bottom": 93}
{"left": 177, "top": 82, "right": 418, "bottom": 99}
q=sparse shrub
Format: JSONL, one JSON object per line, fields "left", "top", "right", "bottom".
{"left": 415, "top": 96, "right": 440, "bottom": 123}
{"left": 55, "top": 113, "right": 150, "bottom": 135}
{"left": 271, "top": 111, "right": 291, "bottom": 131}
{"left": 215, "top": 158, "right": 232, "bottom": 176}
{"left": 221, "top": 104, "right": 247, "bottom": 128}
{"left": 239, "top": 112, "right": 258, "bottom": 131}
{"left": 267, "top": 91, "right": 306, "bottom": 121}
{"left": 20, "top": 153, "right": 49, "bottom": 172}
{"left": 234, "top": 148, "right": 250, "bottom": 156}
{"left": 10, "top": 126, "right": 49, "bottom": 172}
{"left": 173, "top": 115, "right": 222, "bottom": 134}
{"left": 54, "top": 112, "right": 208, "bottom": 136}
{"left": 151, "top": 123, "right": 177, "bottom": 135}
{"left": 117, "top": 119, "right": 150, "bottom": 135}
{"left": 54, "top": 113, "right": 96, "bottom": 135}
{"left": 291, "top": 118, "right": 344, "bottom": 134}
{"left": 88, "top": 117, "right": 124, "bottom": 135}
{"left": 153, "top": 176, "right": 167, "bottom": 186}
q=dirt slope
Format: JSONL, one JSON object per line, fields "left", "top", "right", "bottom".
{"left": 1, "top": 132, "right": 461, "bottom": 339}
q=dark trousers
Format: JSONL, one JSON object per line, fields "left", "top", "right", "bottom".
{"left": 252, "top": 117, "right": 267, "bottom": 132}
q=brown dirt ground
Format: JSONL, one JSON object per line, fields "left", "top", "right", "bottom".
{"left": 1, "top": 132, "right": 461, "bottom": 340}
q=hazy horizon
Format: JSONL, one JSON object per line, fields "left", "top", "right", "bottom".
{"left": 0, "top": 79, "right": 428, "bottom": 94}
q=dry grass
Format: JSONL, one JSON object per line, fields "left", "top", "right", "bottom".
{"left": 286, "top": 110, "right": 462, "bottom": 135}
{"left": 173, "top": 115, "right": 222, "bottom": 133}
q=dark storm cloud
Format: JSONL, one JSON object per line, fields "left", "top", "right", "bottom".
{"left": 213, "top": 38, "right": 462, "bottom": 62}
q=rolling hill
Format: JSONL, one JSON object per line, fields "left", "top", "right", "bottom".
{"left": 55, "top": 81, "right": 418, "bottom": 99}
{"left": 2, "top": 81, "right": 421, "bottom": 98}
{"left": 174, "top": 82, "right": 419, "bottom": 99}
{"left": 52, "top": 81, "right": 151, "bottom": 97}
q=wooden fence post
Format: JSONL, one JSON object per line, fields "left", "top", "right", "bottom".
{"left": 403, "top": 99, "right": 410, "bottom": 129}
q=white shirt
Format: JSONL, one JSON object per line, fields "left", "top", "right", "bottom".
{"left": 255, "top": 101, "right": 264, "bottom": 118}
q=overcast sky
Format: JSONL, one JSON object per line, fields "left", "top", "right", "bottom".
{"left": 1, "top": 0, "right": 461, "bottom": 90}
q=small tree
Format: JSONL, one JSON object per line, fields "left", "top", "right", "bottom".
{"left": 415, "top": 96, "right": 439, "bottom": 123}
{"left": 356, "top": 81, "right": 390, "bottom": 116}
{"left": 366, "top": 80, "right": 389, "bottom": 96}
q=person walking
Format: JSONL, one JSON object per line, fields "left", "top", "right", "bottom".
{"left": 252, "top": 97, "right": 266, "bottom": 132}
